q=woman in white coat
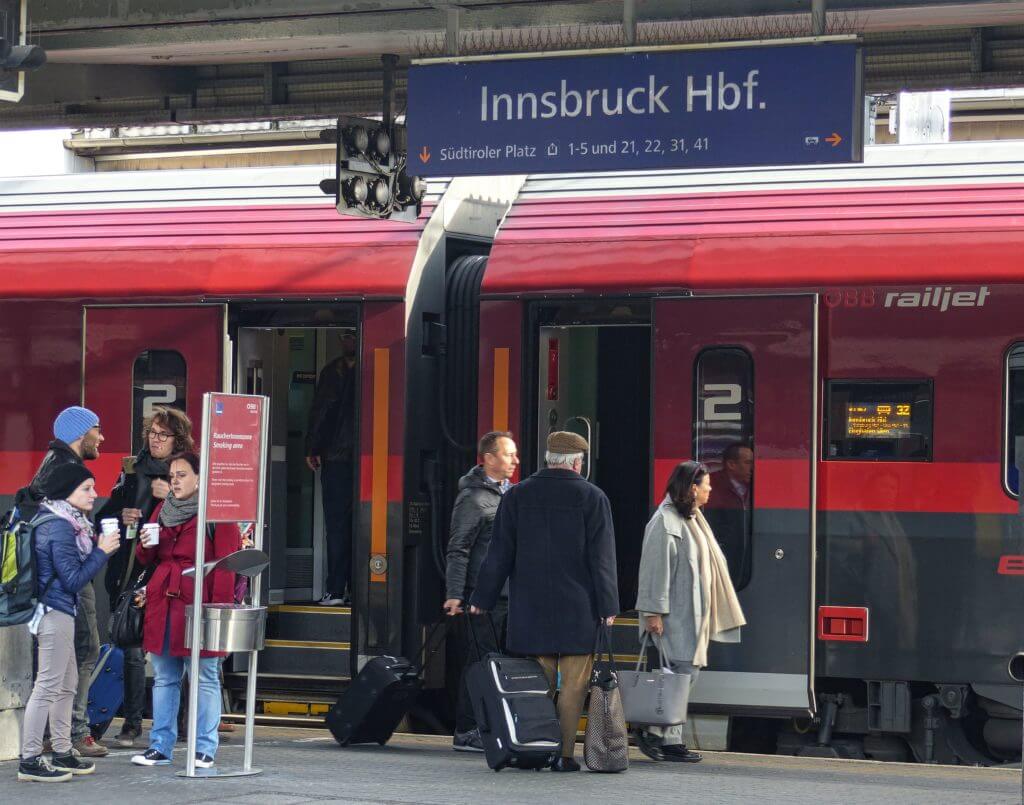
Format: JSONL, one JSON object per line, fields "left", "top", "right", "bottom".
{"left": 634, "top": 460, "right": 746, "bottom": 763}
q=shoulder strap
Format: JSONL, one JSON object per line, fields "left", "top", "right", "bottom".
{"left": 29, "top": 514, "right": 66, "bottom": 603}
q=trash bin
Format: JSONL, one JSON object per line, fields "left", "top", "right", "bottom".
{"left": 184, "top": 604, "right": 267, "bottom": 653}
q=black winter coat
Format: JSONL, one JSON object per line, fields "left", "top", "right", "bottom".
{"left": 470, "top": 468, "right": 619, "bottom": 655}
{"left": 15, "top": 440, "right": 83, "bottom": 522}
{"left": 305, "top": 356, "right": 356, "bottom": 461}
{"left": 445, "top": 465, "right": 505, "bottom": 601}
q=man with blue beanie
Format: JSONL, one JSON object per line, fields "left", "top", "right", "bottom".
{"left": 14, "top": 405, "right": 109, "bottom": 758}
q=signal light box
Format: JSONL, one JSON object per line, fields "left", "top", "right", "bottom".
{"left": 407, "top": 40, "right": 863, "bottom": 176}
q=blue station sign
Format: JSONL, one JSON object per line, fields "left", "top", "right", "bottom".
{"left": 407, "top": 41, "right": 862, "bottom": 176}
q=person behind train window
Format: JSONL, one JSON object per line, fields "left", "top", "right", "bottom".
{"left": 305, "top": 331, "right": 358, "bottom": 606}
{"left": 130, "top": 452, "right": 241, "bottom": 770}
{"left": 16, "top": 406, "right": 111, "bottom": 759}
{"left": 93, "top": 406, "right": 194, "bottom": 749}
{"left": 634, "top": 461, "right": 746, "bottom": 763}
{"left": 469, "top": 431, "right": 618, "bottom": 773}
{"left": 18, "top": 464, "right": 119, "bottom": 783}
{"left": 704, "top": 443, "right": 754, "bottom": 583}
{"left": 442, "top": 431, "right": 519, "bottom": 753}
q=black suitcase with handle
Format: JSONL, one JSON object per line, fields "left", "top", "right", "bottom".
{"left": 326, "top": 655, "right": 423, "bottom": 746}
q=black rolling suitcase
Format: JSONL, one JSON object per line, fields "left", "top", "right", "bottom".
{"left": 465, "top": 617, "right": 561, "bottom": 771}
{"left": 326, "top": 655, "right": 423, "bottom": 746}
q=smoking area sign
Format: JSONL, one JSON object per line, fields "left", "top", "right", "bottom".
{"left": 408, "top": 41, "right": 862, "bottom": 176}
{"left": 204, "top": 393, "right": 265, "bottom": 522}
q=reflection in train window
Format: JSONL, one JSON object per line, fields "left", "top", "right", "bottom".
{"left": 826, "top": 380, "right": 932, "bottom": 461}
{"left": 1004, "top": 344, "right": 1024, "bottom": 496}
{"left": 694, "top": 347, "right": 754, "bottom": 590}
{"left": 131, "top": 350, "right": 187, "bottom": 454}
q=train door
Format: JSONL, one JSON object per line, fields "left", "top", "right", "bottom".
{"left": 654, "top": 295, "right": 818, "bottom": 715}
{"left": 82, "top": 305, "right": 225, "bottom": 487}
{"left": 235, "top": 325, "right": 357, "bottom": 605}
{"left": 535, "top": 306, "right": 652, "bottom": 610}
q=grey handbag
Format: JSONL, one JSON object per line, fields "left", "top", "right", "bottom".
{"left": 583, "top": 625, "right": 629, "bottom": 773}
{"left": 617, "top": 632, "right": 691, "bottom": 727}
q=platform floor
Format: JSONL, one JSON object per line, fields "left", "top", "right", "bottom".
{"left": 1, "top": 725, "right": 1020, "bottom": 804}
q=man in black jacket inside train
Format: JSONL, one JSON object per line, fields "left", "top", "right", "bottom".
{"left": 442, "top": 431, "right": 519, "bottom": 753}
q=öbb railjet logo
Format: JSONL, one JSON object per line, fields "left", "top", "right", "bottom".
{"left": 824, "top": 286, "right": 990, "bottom": 311}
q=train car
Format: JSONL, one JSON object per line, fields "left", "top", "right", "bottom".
{"left": 0, "top": 164, "right": 518, "bottom": 722}
{"left": 466, "top": 141, "right": 1024, "bottom": 764}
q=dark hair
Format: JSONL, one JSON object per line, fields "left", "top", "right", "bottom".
{"left": 722, "top": 442, "right": 752, "bottom": 464}
{"left": 168, "top": 451, "right": 201, "bottom": 475}
{"left": 478, "top": 431, "right": 514, "bottom": 458}
{"left": 143, "top": 406, "right": 196, "bottom": 453}
{"left": 665, "top": 460, "right": 709, "bottom": 518}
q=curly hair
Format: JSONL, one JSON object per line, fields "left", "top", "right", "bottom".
{"left": 142, "top": 406, "right": 195, "bottom": 454}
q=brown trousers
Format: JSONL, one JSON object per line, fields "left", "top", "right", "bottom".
{"left": 536, "top": 654, "right": 593, "bottom": 758}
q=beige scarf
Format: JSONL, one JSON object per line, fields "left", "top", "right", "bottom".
{"left": 685, "top": 508, "right": 747, "bottom": 667}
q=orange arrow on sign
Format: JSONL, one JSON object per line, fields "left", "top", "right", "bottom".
{"left": 826, "top": 132, "right": 843, "bottom": 147}
{"left": 419, "top": 146, "right": 431, "bottom": 163}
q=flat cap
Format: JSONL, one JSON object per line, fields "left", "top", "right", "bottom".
{"left": 546, "top": 430, "right": 589, "bottom": 454}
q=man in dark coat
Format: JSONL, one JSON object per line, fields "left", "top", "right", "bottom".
{"left": 305, "top": 331, "right": 357, "bottom": 606}
{"left": 17, "top": 406, "right": 109, "bottom": 758}
{"left": 705, "top": 443, "right": 753, "bottom": 584}
{"left": 442, "top": 431, "right": 518, "bottom": 753}
{"left": 470, "top": 431, "right": 618, "bottom": 772}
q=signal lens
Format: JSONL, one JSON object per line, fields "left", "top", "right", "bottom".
{"left": 368, "top": 179, "right": 391, "bottom": 207}
{"left": 342, "top": 176, "right": 368, "bottom": 205}
{"left": 344, "top": 125, "right": 369, "bottom": 155}
{"left": 370, "top": 129, "right": 391, "bottom": 160}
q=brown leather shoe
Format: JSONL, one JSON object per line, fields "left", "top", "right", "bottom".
{"left": 217, "top": 720, "right": 235, "bottom": 733}
{"left": 72, "top": 736, "right": 108, "bottom": 758}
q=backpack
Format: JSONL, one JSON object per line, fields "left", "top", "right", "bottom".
{"left": 0, "top": 507, "right": 62, "bottom": 627}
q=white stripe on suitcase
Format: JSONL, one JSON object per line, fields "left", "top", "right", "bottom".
{"left": 500, "top": 699, "right": 560, "bottom": 749}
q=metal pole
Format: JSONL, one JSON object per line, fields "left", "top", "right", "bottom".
{"left": 811, "top": 0, "right": 827, "bottom": 37}
{"left": 382, "top": 54, "right": 398, "bottom": 130}
{"left": 243, "top": 397, "right": 271, "bottom": 772}
{"left": 623, "top": 0, "right": 636, "bottom": 47}
{"left": 445, "top": 6, "right": 460, "bottom": 57}
{"left": 185, "top": 392, "right": 213, "bottom": 777}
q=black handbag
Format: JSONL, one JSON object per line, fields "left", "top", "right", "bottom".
{"left": 107, "top": 541, "right": 151, "bottom": 649}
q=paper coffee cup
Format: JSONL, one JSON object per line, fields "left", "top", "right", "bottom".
{"left": 100, "top": 518, "right": 119, "bottom": 536}
{"left": 141, "top": 524, "right": 160, "bottom": 546}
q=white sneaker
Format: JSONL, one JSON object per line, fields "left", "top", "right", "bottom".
{"left": 131, "top": 749, "right": 171, "bottom": 766}
{"left": 194, "top": 753, "right": 215, "bottom": 769}
{"left": 317, "top": 592, "right": 344, "bottom": 606}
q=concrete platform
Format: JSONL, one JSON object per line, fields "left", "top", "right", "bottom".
{"left": 0, "top": 725, "right": 1020, "bottom": 804}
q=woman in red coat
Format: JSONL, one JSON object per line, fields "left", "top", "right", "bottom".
{"left": 129, "top": 452, "right": 239, "bottom": 769}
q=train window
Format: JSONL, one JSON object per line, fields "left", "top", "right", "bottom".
{"left": 1004, "top": 344, "right": 1024, "bottom": 496}
{"left": 131, "top": 350, "right": 187, "bottom": 454}
{"left": 825, "top": 380, "right": 932, "bottom": 461}
{"left": 694, "top": 348, "right": 754, "bottom": 590}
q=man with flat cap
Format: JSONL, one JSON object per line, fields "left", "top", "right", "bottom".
{"left": 470, "top": 431, "right": 619, "bottom": 772}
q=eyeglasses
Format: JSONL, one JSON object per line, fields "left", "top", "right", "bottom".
{"left": 149, "top": 430, "right": 173, "bottom": 443}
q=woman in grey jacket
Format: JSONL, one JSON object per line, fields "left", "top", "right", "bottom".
{"left": 17, "top": 463, "right": 119, "bottom": 783}
{"left": 633, "top": 461, "right": 746, "bottom": 763}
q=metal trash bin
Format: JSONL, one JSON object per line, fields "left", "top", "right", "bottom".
{"left": 184, "top": 604, "right": 267, "bottom": 653}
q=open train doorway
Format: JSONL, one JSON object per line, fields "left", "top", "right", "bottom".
{"left": 532, "top": 301, "right": 652, "bottom": 611}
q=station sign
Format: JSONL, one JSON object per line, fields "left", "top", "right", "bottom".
{"left": 407, "top": 41, "right": 862, "bottom": 176}
{"left": 202, "top": 393, "right": 266, "bottom": 523}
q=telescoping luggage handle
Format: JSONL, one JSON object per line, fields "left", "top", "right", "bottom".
{"left": 464, "top": 609, "right": 501, "bottom": 663}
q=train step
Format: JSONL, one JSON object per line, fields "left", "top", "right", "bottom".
{"left": 266, "top": 604, "right": 352, "bottom": 644}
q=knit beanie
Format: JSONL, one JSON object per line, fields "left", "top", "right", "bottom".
{"left": 42, "top": 463, "right": 95, "bottom": 501}
{"left": 546, "top": 430, "right": 589, "bottom": 454}
{"left": 53, "top": 406, "right": 100, "bottom": 444}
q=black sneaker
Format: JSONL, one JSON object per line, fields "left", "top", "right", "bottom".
{"left": 662, "top": 743, "right": 702, "bottom": 763}
{"left": 115, "top": 725, "right": 142, "bottom": 748}
{"left": 317, "top": 592, "right": 344, "bottom": 606}
{"left": 17, "top": 755, "right": 72, "bottom": 783}
{"left": 194, "top": 753, "right": 215, "bottom": 769}
{"left": 131, "top": 749, "right": 171, "bottom": 767}
{"left": 452, "top": 729, "right": 485, "bottom": 752}
{"left": 51, "top": 752, "right": 96, "bottom": 776}
{"left": 634, "top": 729, "right": 665, "bottom": 762}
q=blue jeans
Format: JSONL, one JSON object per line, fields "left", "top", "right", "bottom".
{"left": 148, "top": 628, "right": 221, "bottom": 758}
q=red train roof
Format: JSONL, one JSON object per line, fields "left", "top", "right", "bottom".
{"left": 0, "top": 167, "right": 435, "bottom": 299}
{"left": 483, "top": 162, "right": 1024, "bottom": 294}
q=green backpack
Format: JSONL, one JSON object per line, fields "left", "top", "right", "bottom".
{"left": 0, "top": 507, "right": 61, "bottom": 627}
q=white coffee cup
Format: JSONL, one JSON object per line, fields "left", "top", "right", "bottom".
{"left": 100, "top": 518, "right": 119, "bottom": 536}
{"left": 141, "top": 523, "right": 160, "bottom": 547}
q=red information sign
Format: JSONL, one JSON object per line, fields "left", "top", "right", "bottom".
{"left": 203, "top": 393, "right": 265, "bottom": 522}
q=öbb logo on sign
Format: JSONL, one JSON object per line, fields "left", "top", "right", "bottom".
{"left": 824, "top": 286, "right": 990, "bottom": 311}
{"left": 246, "top": 402, "right": 258, "bottom": 412}
{"left": 997, "top": 555, "right": 1024, "bottom": 576}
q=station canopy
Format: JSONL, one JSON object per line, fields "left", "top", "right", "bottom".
{"left": 2, "top": 1, "right": 1024, "bottom": 130}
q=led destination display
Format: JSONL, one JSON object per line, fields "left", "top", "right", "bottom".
{"left": 846, "top": 402, "right": 912, "bottom": 439}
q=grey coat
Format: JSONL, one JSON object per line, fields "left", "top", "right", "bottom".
{"left": 634, "top": 499, "right": 740, "bottom": 666}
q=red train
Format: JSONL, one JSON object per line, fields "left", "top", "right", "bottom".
{"left": 1, "top": 143, "right": 1021, "bottom": 763}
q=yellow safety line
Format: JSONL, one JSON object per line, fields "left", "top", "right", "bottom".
{"left": 268, "top": 605, "right": 352, "bottom": 615}
{"left": 371, "top": 348, "right": 390, "bottom": 582}
{"left": 264, "top": 639, "right": 351, "bottom": 651}
{"left": 492, "top": 348, "right": 510, "bottom": 432}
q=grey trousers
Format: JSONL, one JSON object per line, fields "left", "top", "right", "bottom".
{"left": 22, "top": 610, "right": 78, "bottom": 757}
{"left": 71, "top": 581, "right": 100, "bottom": 741}
{"left": 643, "top": 661, "right": 700, "bottom": 746}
